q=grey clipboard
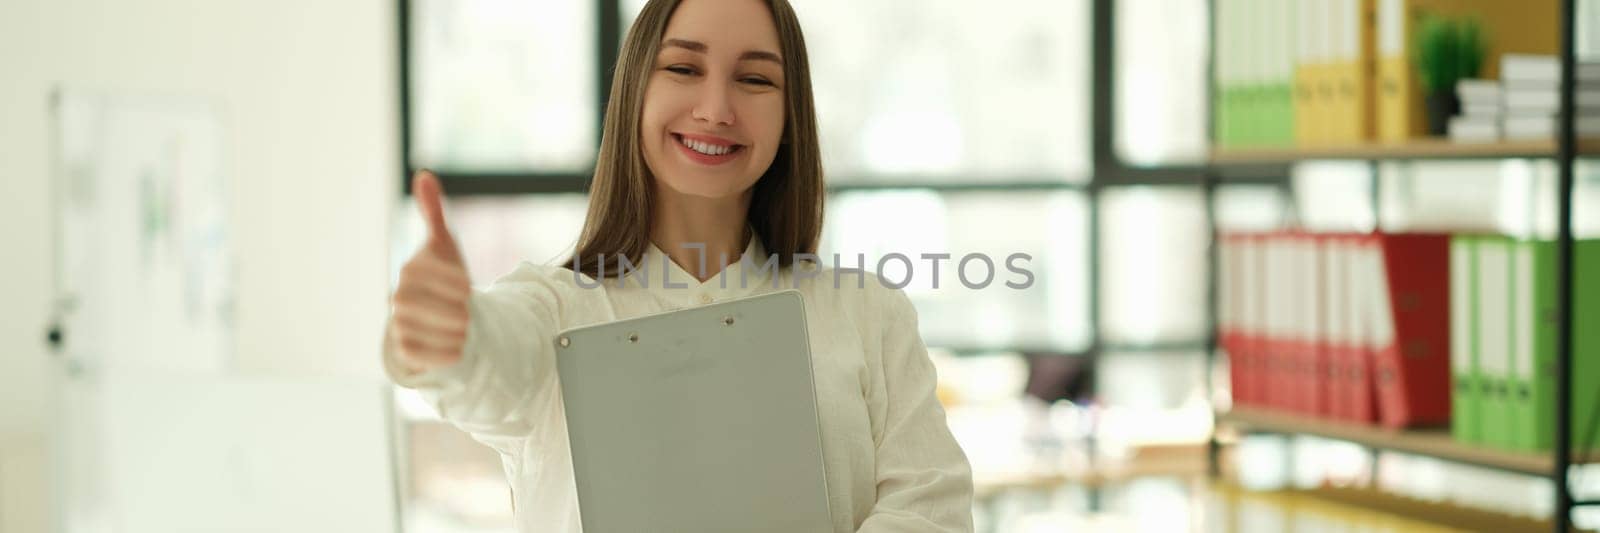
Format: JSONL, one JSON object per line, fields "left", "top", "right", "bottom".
{"left": 554, "top": 289, "right": 834, "bottom": 533}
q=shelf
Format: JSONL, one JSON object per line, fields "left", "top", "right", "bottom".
{"left": 972, "top": 442, "right": 1209, "bottom": 498}
{"left": 1210, "top": 138, "right": 1600, "bottom": 165}
{"left": 1214, "top": 483, "right": 1566, "bottom": 533}
{"left": 1218, "top": 407, "right": 1600, "bottom": 476}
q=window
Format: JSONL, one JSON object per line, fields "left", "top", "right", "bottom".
{"left": 424, "top": 0, "right": 1093, "bottom": 185}
{"left": 1098, "top": 186, "right": 1209, "bottom": 345}
{"left": 408, "top": 0, "right": 597, "bottom": 174}
{"left": 1385, "top": 160, "right": 1600, "bottom": 238}
{"left": 1115, "top": 0, "right": 1210, "bottom": 166}
{"left": 794, "top": 0, "right": 1092, "bottom": 182}
{"left": 823, "top": 190, "right": 1092, "bottom": 352}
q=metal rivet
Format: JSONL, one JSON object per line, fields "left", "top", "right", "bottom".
{"left": 723, "top": 316, "right": 735, "bottom": 326}
{"left": 628, "top": 333, "right": 639, "bottom": 343}
{"left": 558, "top": 336, "right": 570, "bottom": 348}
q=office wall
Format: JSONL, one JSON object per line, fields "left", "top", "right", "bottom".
{"left": 0, "top": 0, "right": 398, "bottom": 529}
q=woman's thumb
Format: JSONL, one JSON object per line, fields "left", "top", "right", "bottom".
{"left": 412, "top": 170, "right": 462, "bottom": 261}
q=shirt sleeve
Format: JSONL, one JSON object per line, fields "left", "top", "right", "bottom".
{"left": 382, "top": 262, "right": 577, "bottom": 455}
{"left": 856, "top": 285, "right": 976, "bottom": 533}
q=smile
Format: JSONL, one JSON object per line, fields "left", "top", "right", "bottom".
{"left": 673, "top": 133, "right": 744, "bottom": 165}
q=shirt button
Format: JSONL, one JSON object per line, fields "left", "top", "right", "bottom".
{"left": 698, "top": 294, "right": 714, "bottom": 304}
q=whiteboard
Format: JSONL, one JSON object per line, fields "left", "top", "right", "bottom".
{"left": 50, "top": 90, "right": 398, "bottom": 532}
{"left": 52, "top": 89, "right": 233, "bottom": 375}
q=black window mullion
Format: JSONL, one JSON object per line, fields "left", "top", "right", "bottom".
{"left": 398, "top": 0, "right": 416, "bottom": 195}
{"left": 597, "top": 0, "right": 621, "bottom": 154}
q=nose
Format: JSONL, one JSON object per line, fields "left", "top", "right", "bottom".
{"left": 691, "top": 80, "right": 736, "bottom": 127}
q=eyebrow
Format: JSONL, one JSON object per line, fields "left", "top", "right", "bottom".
{"left": 661, "top": 38, "right": 784, "bottom": 66}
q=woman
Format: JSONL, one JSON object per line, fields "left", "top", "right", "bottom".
{"left": 384, "top": 0, "right": 974, "bottom": 531}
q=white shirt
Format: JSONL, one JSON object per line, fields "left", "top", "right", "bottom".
{"left": 384, "top": 234, "right": 975, "bottom": 532}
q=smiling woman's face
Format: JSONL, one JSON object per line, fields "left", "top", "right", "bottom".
{"left": 640, "top": 0, "right": 787, "bottom": 200}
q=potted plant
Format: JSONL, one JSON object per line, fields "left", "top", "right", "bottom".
{"left": 1415, "top": 14, "right": 1488, "bottom": 136}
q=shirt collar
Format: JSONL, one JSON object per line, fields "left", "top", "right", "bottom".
{"left": 634, "top": 226, "right": 775, "bottom": 303}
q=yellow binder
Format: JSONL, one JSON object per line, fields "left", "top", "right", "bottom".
{"left": 1294, "top": 0, "right": 1325, "bottom": 146}
{"left": 1330, "top": 0, "right": 1378, "bottom": 143}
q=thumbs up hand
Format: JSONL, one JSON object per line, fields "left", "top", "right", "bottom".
{"left": 390, "top": 170, "right": 472, "bottom": 373}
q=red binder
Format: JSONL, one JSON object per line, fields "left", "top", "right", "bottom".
{"left": 1237, "top": 232, "right": 1268, "bottom": 409}
{"left": 1220, "top": 232, "right": 1253, "bottom": 407}
{"left": 1321, "top": 234, "right": 1357, "bottom": 421}
{"left": 1350, "top": 344, "right": 1378, "bottom": 424}
{"left": 1345, "top": 234, "right": 1383, "bottom": 425}
{"left": 1279, "top": 231, "right": 1309, "bottom": 414}
{"left": 1262, "top": 232, "right": 1293, "bottom": 412}
{"left": 1302, "top": 233, "right": 1330, "bottom": 417}
{"left": 1289, "top": 232, "right": 1322, "bottom": 416}
{"left": 1365, "top": 232, "right": 1453, "bottom": 428}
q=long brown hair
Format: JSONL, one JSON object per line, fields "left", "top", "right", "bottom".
{"left": 563, "top": 0, "right": 825, "bottom": 279}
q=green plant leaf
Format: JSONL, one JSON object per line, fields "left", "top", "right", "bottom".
{"left": 1413, "top": 13, "right": 1489, "bottom": 95}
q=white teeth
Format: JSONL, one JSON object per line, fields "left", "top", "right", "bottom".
{"left": 682, "top": 137, "right": 733, "bottom": 156}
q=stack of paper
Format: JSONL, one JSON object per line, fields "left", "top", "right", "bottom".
{"left": 1499, "top": 54, "right": 1600, "bottom": 139}
{"left": 1449, "top": 79, "right": 1502, "bottom": 143}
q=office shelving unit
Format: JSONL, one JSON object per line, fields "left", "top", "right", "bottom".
{"left": 1199, "top": 1, "right": 1597, "bottom": 531}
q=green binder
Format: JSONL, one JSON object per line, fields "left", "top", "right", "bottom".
{"left": 1450, "top": 236, "right": 1480, "bottom": 444}
{"left": 1475, "top": 238, "right": 1514, "bottom": 449}
{"left": 1511, "top": 239, "right": 1551, "bottom": 451}
{"left": 1506, "top": 239, "right": 1600, "bottom": 452}
{"left": 1242, "top": 85, "right": 1263, "bottom": 146}
{"left": 1215, "top": 88, "right": 1232, "bottom": 147}
{"left": 1271, "top": 83, "right": 1295, "bottom": 147}
{"left": 1574, "top": 240, "right": 1600, "bottom": 454}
